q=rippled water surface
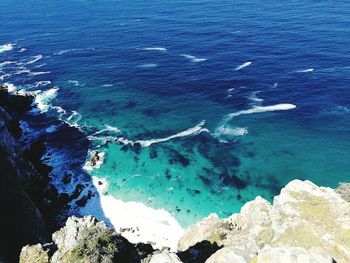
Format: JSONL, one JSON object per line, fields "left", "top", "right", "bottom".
{"left": 1, "top": 0, "right": 350, "bottom": 226}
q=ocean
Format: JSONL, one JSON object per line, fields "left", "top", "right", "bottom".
{"left": 1, "top": 0, "right": 349, "bottom": 232}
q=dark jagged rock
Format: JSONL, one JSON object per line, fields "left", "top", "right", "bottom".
{"left": 62, "top": 173, "right": 72, "bottom": 184}
{"left": 89, "top": 151, "right": 100, "bottom": 167}
{"left": 5, "top": 118, "right": 22, "bottom": 139}
{"left": 0, "top": 148, "right": 48, "bottom": 263}
{"left": 177, "top": 241, "right": 221, "bottom": 263}
{"left": 0, "top": 83, "right": 34, "bottom": 113}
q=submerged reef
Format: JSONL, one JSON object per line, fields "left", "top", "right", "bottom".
{"left": 1, "top": 83, "right": 350, "bottom": 262}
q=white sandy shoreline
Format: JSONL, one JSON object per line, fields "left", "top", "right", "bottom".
{"left": 79, "top": 176, "right": 184, "bottom": 251}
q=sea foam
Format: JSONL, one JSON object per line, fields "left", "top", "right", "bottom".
{"left": 180, "top": 54, "right": 207, "bottom": 63}
{"left": 26, "top": 55, "right": 44, "bottom": 65}
{"left": 79, "top": 177, "right": 184, "bottom": 250}
{"left": 0, "top": 43, "right": 13, "bottom": 53}
{"left": 216, "top": 103, "right": 296, "bottom": 137}
{"left": 116, "top": 120, "right": 208, "bottom": 147}
{"left": 142, "top": 47, "right": 167, "bottom": 52}
{"left": 297, "top": 68, "right": 314, "bottom": 73}
{"left": 235, "top": 61, "right": 252, "bottom": 71}
{"left": 33, "top": 88, "right": 59, "bottom": 113}
{"left": 83, "top": 151, "right": 105, "bottom": 171}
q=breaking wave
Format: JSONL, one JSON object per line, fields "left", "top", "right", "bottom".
{"left": 235, "top": 61, "right": 252, "bottom": 71}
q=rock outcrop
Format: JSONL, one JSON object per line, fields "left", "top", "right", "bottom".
{"left": 19, "top": 216, "right": 153, "bottom": 263}
{"left": 179, "top": 180, "right": 350, "bottom": 263}
{"left": 0, "top": 83, "right": 93, "bottom": 262}
{"left": 20, "top": 180, "right": 350, "bottom": 262}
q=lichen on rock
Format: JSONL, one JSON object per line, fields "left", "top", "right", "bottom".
{"left": 178, "top": 180, "right": 350, "bottom": 263}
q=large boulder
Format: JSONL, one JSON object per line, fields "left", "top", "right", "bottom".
{"left": 19, "top": 244, "right": 49, "bottom": 263}
{"left": 50, "top": 216, "right": 140, "bottom": 263}
{"left": 143, "top": 252, "right": 182, "bottom": 263}
{"left": 179, "top": 180, "right": 350, "bottom": 262}
{"left": 205, "top": 246, "right": 333, "bottom": 263}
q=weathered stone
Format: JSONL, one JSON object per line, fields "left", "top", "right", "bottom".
{"left": 253, "top": 247, "right": 334, "bottom": 263}
{"left": 205, "top": 247, "right": 248, "bottom": 263}
{"left": 51, "top": 216, "right": 140, "bottom": 263}
{"left": 19, "top": 244, "right": 49, "bottom": 263}
{"left": 336, "top": 182, "right": 350, "bottom": 202}
{"left": 179, "top": 180, "right": 350, "bottom": 263}
{"left": 145, "top": 252, "right": 182, "bottom": 263}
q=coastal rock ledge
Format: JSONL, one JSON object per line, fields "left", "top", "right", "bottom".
{"left": 20, "top": 180, "right": 350, "bottom": 263}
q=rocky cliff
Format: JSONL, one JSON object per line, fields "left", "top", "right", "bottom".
{"left": 20, "top": 180, "right": 350, "bottom": 263}
{"left": 0, "top": 83, "right": 93, "bottom": 262}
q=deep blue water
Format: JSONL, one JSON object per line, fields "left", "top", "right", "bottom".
{"left": 1, "top": 0, "right": 350, "bottom": 226}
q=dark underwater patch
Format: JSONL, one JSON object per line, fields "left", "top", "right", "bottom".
{"left": 149, "top": 148, "right": 158, "bottom": 159}
{"left": 219, "top": 173, "right": 247, "bottom": 189}
{"left": 165, "top": 169, "right": 172, "bottom": 180}
{"left": 164, "top": 147, "right": 190, "bottom": 167}
{"left": 186, "top": 188, "right": 201, "bottom": 196}
{"left": 124, "top": 100, "right": 137, "bottom": 109}
{"left": 142, "top": 108, "right": 161, "bottom": 117}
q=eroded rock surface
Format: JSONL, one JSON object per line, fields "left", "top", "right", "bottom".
{"left": 179, "top": 180, "right": 350, "bottom": 263}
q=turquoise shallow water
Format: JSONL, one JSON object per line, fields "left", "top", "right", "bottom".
{"left": 1, "top": 0, "right": 350, "bottom": 227}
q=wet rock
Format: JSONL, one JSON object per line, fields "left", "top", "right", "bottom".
{"left": 62, "top": 173, "right": 71, "bottom": 184}
{"left": 75, "top": 190, "right": 93, "bottom": 207}
{"left": 0, "top": 83, "right": 34, "bottom": 113}
{"left": 89, "top": 151, "right": 100, "bottom": 167}
{"left": 6, "top": 118, "right": 22, "bottom": 139}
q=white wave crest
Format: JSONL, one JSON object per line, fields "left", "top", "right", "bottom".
{"left": 19, "top": 48, "right": 27, "bottom": 53}
{"left": 116, "top": 120, "right": 208, "bottom": 147}
{"left": 92, "top": 125, "right": 121, "bottom": 136}
{"left": 68, "top": 80, "right": 82, "bottom": 86}
{"left": 65, "top": 110, "right": 82, "bottom": 127}
{"left": 227, "top": 103, "right": 296, "bottom": 119}
{"left": 4, "top": 82, "right": 17, "bottom": 93}
{"left": 26, "top": 55, "right": 43, "bottom": 65}
{"left": 0, "top": 74, "right": 11, "bottom": 81}
{"left": 248, "top": 91, "right": 264, "bottom": 103}
{"left": 297, "top": 68, "right": 314, "bottom": 73}
{"left": 216, "top": 104, "right": 296, "bottom": 137}
{"left": 216, "top": 126, "right": 248, "bottom": 137}
{"left": 14, "top": 68, "right": 31, "bottom": 75}
{"left": 0, "top": 61, "right": 16, "bottom": 67}
{"left": 235, "top": 61, "right": 252, "bottom": 71}
{"left": 33, "top": 88, "right": 59, "bottom": 113}
{"left": 53, "top": 47, "right": 95, "bottom": 56}
{"left": 29, "top": 71, "right": 51, "bottom": 76}
{"left": 0, "top": 43, "right": 13, "bottom": 53}
{"left": 137, "top": 63, "right": 158, "bottom": 68}
{"left": 35, "top": 81, "right": 52, "bottom": 87}
{"left": 142, "top": 47, "right": 167, "bottom": 52}
{"left": 180, "top": 54, "right": 207, "bottom": 63}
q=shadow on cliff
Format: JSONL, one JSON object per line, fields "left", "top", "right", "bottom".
{"left": 0, "top": 83, "right": 110, "bottom": 262}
